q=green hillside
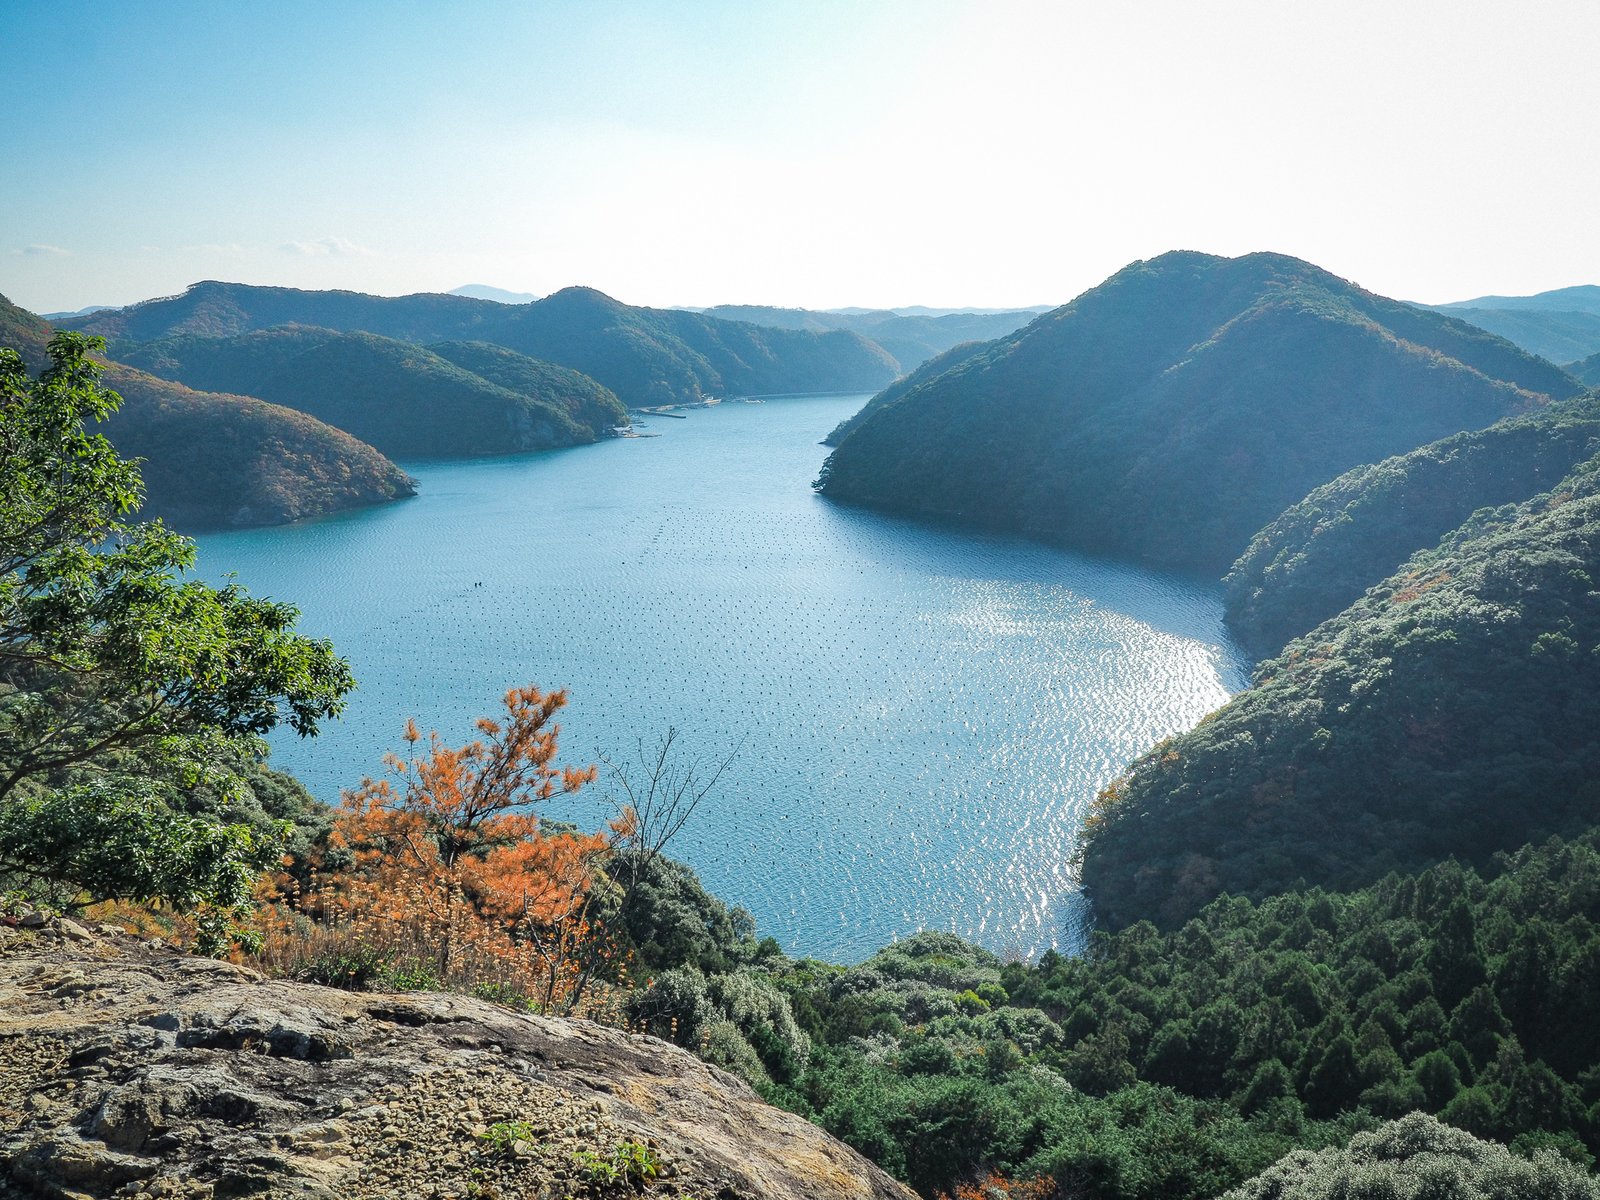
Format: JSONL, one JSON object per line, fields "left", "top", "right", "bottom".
{"left": 1225, "top": 394, "right": 1600, "bottom": 657}
{"left": 102, "top": 363, "right": 416, "bottom": 528}
{"left": 62, "top": 280, "right": 499, "bottom": 342}
{"left": 756, "top": 832, "right": 1600, "bottom": 1196}
{"left": 1570, "top": 351, "right": 1600, "bottom": 387}
{"left": 1, "top": 295, "right": 413, "bottom": 528}
{"left": 817, "top": 252, "right": 1579, "bottom": 574}
{"left": 1420, "top": 306, "right": 1600, "bottom": 364}
{"left": 427, "top": 339, "right": 627, "bottom": 436}
{"left": 697, "top": 304, "right": 1044, "bottom": 372}
{"left": 1079, "top": 451, "right": 1600, "bottom": 931}
{"left": 68, "top": 281, "right": 900, "bottom": 408}
{"left": 822, "top": 339, "right": 993, "bottom": 446}
{"left": 479, "top": 287, "right": 899, "bottom": 406}
{"left": 116, "top": 326, "right": 624, "bottom": 458}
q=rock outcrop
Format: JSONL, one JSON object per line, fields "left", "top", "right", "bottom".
{"left": 0, "top": 921, "right": 913, "bottom": 1200}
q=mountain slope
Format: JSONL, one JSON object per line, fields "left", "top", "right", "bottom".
{"left": 102, "top": 363, "right": 416, "bottom": 527}
{"left": 63, "top": 280, "right": 499, "bottom": 342}
{"left": 695, "top": 304, "right": 1045, "bottom": 372}
{"left": 1435, "top": 283, "right": 1600, "bottom": 314}
{"left": 1225, "top": 393, "right": 1600, "bottom": 656}
{"left": 2, "top": 296, "right": 413, "bottom": 528}
{"left": 1079, "top": 451, "right": 1600, "bottom": 930}
{"left": 1569, "top": 350, "right": 1600, "bottom": 387}
{"left": 822, "top": 339, "right": 993, "bottom": 447}
{"left": 1418, "top": 306, "right": 1600, "bottom": 364}
{"left": 818, "top": 252, "right": 1580, "bottom": 574}
{"left": 116, "top": 326, "right": 625, "bottom": 458}
{"left": 477, "top": 287, "right": 899, "bottom": 405}
{"left": 67, "top": 281, "right": 900, "bottom": 407}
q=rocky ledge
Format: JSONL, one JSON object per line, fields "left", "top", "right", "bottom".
{"left": 0, "top": 920, "right": 913, "bottom": 1200}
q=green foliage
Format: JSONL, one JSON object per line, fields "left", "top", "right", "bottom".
{"left": 818, "top": 250, "right": 1578, "bottom": 574}
{"left": 0, "top": 781, "right": 275, "bottom": 915}
{"left": 0, "top": 333, "right": 352, "bottom": 935}
{"left": 1221, "top": 1111, "right": 1600, "bottom": 1199}
{"left": 476, "top": 1120, "right": 537, "bottom": 1156}
{"left": 571, "top": 1141, "right": 660, "bottom": 1189}
{"left": 1226, "top": 394, "right": 1600, "bottom": 656}
{"left": 609, "top": 851, "right": 759, "bottom": 975}
{"left": 116, "top": 326, "right": 626, "bottom": 458}
{"left": 759, "top": 838, "right": 1600, "bottom": 1196}
{"left": 69, "top": 280, "right": 900, "bottom": 409}
{"left": 1082, "top": 452, "right": 1600, "bottom": 930}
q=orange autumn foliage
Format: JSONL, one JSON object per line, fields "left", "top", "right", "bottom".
{"left": 262, "top": 685, "right": 635, "bottom": 1015}
{"left": 936, "top": 1174, "right": 1056, "bottom": 1200}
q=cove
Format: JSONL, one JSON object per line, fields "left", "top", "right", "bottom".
{"left": 193, "top": 393, "right": 1249, "bottom": 963}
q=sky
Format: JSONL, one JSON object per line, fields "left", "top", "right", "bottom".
{"left": 5, "top": 0, "right": 1599, "bottom": 315}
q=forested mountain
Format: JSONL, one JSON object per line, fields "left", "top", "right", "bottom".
{"left": 1435, "top": 284, "right": 1600, "bottom": 314}
{"left": 476, "top": 286, "right": 899, "bottom": 407}
{"left": 817, "top": 252, "right": 1580, "bottom": 574}
{"left": 748, "top": 832, "right": 1600, "bottom": 1196}
{"left": 1419, "top": 284, "right": 1600, "bottom": 363}
{"left": 101, "top": 364, "right": 416, "bottom": 527}
{"left": 1416, "top": 306, "right": 1600, "bottom": 365}
{"left": 1570, "top": 351, "right": 1600, "bottom": 387}
{"left": 66, "top": 281, "right": 901, "bottom": 407}
{"left": 822, "top": 340, "right": 993, "bottom": 446}
{"left": 1225, "top": 394, "right": 1600, "bottom": 657}
{"left": 62, "top": 280, "right": 499, "bottom": 342}
{"left": 116, "top": 326, "right": 626, "bottom": 459}
{"left": 1079, "top": 449, "right": 1600, "bottom": 930}
{"left": 1, "top": 295, "right": 412, "bottom": 527}
{"left": 695, "top": 304, "right": 1046, "bottom": 371}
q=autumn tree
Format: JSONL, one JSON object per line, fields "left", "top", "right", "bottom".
{"left": 312, "top": 685, "right": 627, "bottom": 1011}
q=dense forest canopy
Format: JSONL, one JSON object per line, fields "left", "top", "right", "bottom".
{"left": 1080, "top": 448, "right": 1600, "bottom": 930}
{"left": 115, "top": 326, "right": 627, "bottom": 459}
{"left": 817, "top": 251, "right": 1580, "bottom": 574}
{"left": 65, "top": 281, "right": 901, "bottom": 408}
{"left": 1224, "top": 393, "right": 1600, "bottom": 657}
{"left": 0, "top": 295, "right": 413, "bottom": 528}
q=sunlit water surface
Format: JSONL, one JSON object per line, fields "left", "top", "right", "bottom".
{"left": 194, "top": 394, "right": 1247, "bottom": 962}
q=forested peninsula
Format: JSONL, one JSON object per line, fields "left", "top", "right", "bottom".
{"left": 1, "top": 295, "right": 414, "bottom": 527}
{"left": 817, "top": 251, "right": 1579, "bottom": 574}
{"left": 65, "top": 280, "right": 902, "bottom": 409}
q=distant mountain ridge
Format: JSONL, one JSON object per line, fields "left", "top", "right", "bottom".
{"left": 1433, "top": 283, "right": 1600, "bottom": 314}
{"left": 1, "top": 295, "right": 414, "bottom": 528}
{"left": 449, "top": 284, "right": 541, "bottom": 304}
{"left": 691, "top": 303, "right": 1046, "bottom": 371}
{"left": 115, "top": 326, "right": 627, "bottom": 459}
{"left": 818, "top": 250, "right": 1581, "bottom": 574}
{"left": 65, "top": 281, "right": 900, "bottom": 407}
{"left": 1417, "top": 282, "right": 1600, "bottom": 363}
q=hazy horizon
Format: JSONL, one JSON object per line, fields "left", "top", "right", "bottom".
{"left": 7, "top": 0, "right": 1600, "bottom": 315}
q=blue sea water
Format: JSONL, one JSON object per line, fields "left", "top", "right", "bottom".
{"left": 193, "top": 393, "right": 1248, "bottom": 963}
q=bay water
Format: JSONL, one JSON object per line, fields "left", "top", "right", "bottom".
{"left": 194, "top": 394, "right": 1248, "bottom": 962}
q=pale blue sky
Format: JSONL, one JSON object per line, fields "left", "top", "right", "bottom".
{"left": 6, "top": 1, "right": 1599, "bottom": 313}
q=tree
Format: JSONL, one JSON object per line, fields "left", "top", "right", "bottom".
{"left": 0, "top": 333, "right": 353, "bottom": 936}
{"left": 321, "top": 685, "right": 621, "bottom": 1011}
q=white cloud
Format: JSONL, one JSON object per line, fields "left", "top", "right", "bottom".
{"left": 15, "top": 244, "right": 70, "bottom": 257}
{"left": 279, "top": 236, "right": 373, "bottom": 258}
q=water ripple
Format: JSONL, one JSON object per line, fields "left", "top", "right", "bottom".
{"left": 194, "top": 395, "right": 1248, "bottom": 963}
